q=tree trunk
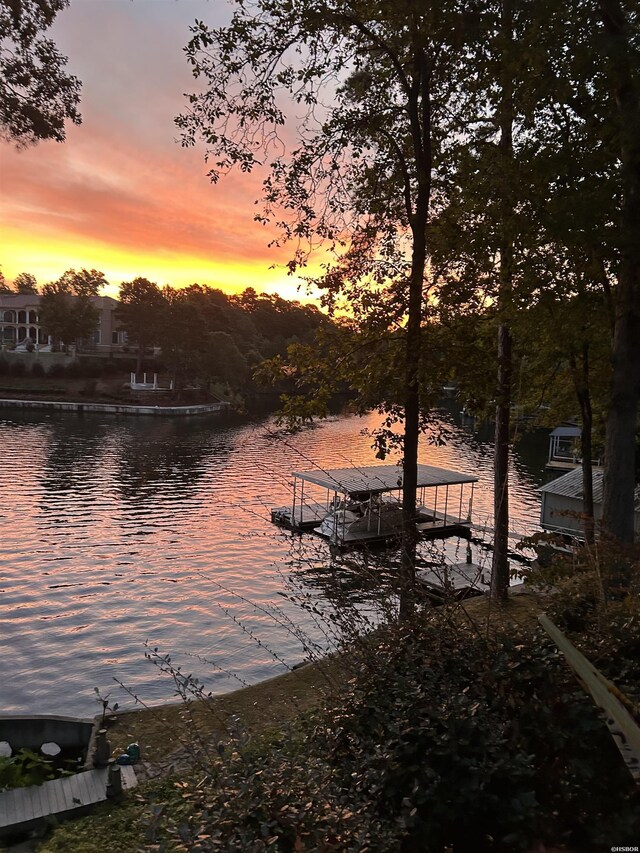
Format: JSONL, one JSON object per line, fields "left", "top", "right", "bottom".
{"left": 398, "top": 36, "right": 432, "bottom": 621}
{"left": 599, "top": 0, "right": 640, "bottom": 543}
{"left": 400, "top": 216, "right": 426, "bottom": 621}
{"left": 569, "top": 346, "right": 595, "bottom": 542}
{"left": 581, "top": 425, "right": 595, "bottom": 545}
{"left": 491, "top": 323, "right": 512, "bottom": 601}
{"left": 491, "top": 0, "right": 514, "bottom": 603}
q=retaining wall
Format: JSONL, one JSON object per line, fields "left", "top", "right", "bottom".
{"left": 0, "top": 398, "right": 230, "bottom": 416}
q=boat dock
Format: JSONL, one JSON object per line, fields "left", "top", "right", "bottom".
{"left": 271, "top": 463, "right": 478, "bottom": 545}
{"left": 416, "top": 561, "right": 490, "bottom": 600}
{"left": 0, "top": 765, "right": 137, "bottom": 840}
{"left": 271, "top": 502, "right": 327, "bottom": 531}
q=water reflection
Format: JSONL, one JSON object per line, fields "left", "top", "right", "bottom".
{"left": 113, "top": 417, "right": 234, "bottom": 503}
{"left": 0, "top": 407, "right": 547, "bottom": 715}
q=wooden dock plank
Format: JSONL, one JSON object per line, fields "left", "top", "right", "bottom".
{"left": 31, "top": 785, "right": 44, "bottom": 820}
{"left": 120, "top": 765, "right": 138, "bottom": 790}
{"left": 48, "top": 776, "right": 63, "bottom": 815}
{"left": 55, "top": 775, "right": 75, "bottom": 813}
{"left": 0, "top": 767, "right": 119, "bottom": 837}
{"left": 76, "top": 770, "right": 93, "bottom": 805}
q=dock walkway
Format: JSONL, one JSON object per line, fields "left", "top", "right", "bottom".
{"left": 0, "top": 765, "right": 137, "bottom": 839}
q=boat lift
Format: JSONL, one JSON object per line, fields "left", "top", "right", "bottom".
{"left": 271, "top": 463, "right": 478, "bottom": 544}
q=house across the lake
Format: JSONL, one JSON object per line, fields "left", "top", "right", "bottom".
{"left": 539, "top": 467, "right": 640, "bottom": 541}
{"left": 0, "top": 293, "right": 126, "bottom": 354}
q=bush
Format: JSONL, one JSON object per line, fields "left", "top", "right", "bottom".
{"left": 0, "top": 356, "right": 8, "bottom": 375}
{"left": 64, "top": 360, "right": 82, "bottom": 378}
{"left": 8, "top": 359, "right": 25, "bottom": 376}
{"left": 142, "top": 612, "right": 640, "bottom": 852}
{"left": 310, "top": 618, "right": 640, "bottom": 851}
{"left": 30, "top": 361, "right": 45, "bottom": 377}
{"left": 46, "top": 362, "right": 67, "bottom": 378}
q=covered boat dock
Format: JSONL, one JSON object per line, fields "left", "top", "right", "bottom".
{"left": 271, "top": 463, "right": 478, "bottom": 544}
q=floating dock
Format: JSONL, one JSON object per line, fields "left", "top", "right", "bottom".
{"left": 416, "top": 561, "right": 490, "bottom": 600}
{"left": 271, "top": 463, "right": 478, "bottom": 545}
{"left": 0, "top": 398, "right": 230, "bottom": 417}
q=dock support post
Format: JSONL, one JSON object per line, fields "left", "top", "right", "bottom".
{"left": 107, "top": 759, "right": 123, "bottom": 798}
{"left": 93, "top": 728, "right": 111, "bottom": 767}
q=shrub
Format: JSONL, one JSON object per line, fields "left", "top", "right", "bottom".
{"left": 8, "top": 359, "right": 25, "bottom": 376}
{"left": 310, "top": 617, "right": 640, "bottom": 851}
{"left": 65, "top": 360, "right": 82, "bottom": 378}
{"left": 142, "top": 612, "right": 640, "bottom": 852}
{"left": 81, "top": 379, "right": 97, "bottom": 397}
{"left": 30, "top": 361, "right": 45, "bottom": 377}
{"left": 47, "top": 362, "right": 67, "bottom": 378}
{"left": 0, "top": 356, "right": 8, "bottom": 375}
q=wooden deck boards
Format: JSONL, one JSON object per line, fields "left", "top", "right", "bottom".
{"left": 0, "top": 765, "right": 138, "bottom": 838}
{"left": 416, "top": 561, "right": 490, "bottom": 595}
{"left": 271, "top": 502, "right": 328, "bottom": 530}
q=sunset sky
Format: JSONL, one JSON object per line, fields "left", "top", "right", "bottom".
{"left": 0, "top": 0, "right": 315, "bottom": 300}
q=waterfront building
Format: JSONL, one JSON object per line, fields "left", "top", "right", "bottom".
{"left": 0, "top": 293, "right": 126, "bottom": 354}
{"left": 539, "top": 467, "right": 640, "bottom": 541}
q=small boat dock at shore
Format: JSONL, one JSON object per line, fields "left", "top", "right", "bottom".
{"left": 0, "top": 714, "right": 137, "bottom": 841}
{"left": 416, "top": 559, "right": 491, "bottom": 601}
{"left": 271, "top": 463, "right": 478, "bottom": 546}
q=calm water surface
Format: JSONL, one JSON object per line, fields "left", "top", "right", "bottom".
{"left": 0, "top": 406, "right": 547, "bottom": 715}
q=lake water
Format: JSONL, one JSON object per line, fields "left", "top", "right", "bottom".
{"left": 0, "top": 404, "right": 548, "bottom": 716}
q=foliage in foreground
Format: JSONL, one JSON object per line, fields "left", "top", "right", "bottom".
{"left": 52, "top": 614, "right": 635, "bottom": 852}
{"left": 38, "top": 550, "right": 640, "bottom": 853}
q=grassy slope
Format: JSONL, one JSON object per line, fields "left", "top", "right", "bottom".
{"left": 31, "top": 591, "right": 548, "bottom": 853}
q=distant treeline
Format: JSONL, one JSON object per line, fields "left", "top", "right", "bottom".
{"left": 116, "top": 280, "right": 327, "bottom": 391}
{"left": 0, "top": 268, "right": 327, "bottom": 391}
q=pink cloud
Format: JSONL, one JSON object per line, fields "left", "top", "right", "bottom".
{"left": 1, "top": 0, "right": 300, "bottom": 283}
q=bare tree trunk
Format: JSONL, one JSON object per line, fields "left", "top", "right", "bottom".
{"left": 490, "top": 0, "right": 514, "bottom": 603}
{"left": 400, "top": 215, "right": 426, "bottom": 621}
{"left": 571, "top": 346, "right": 595, "bottom": 543}
{"left": 399, "top": 41, "right": 432, "bottom": 621}
{"left": 491, "top": 323, "right": 512, "bottom": 601}
{"left": 599, "top": 0, "right": 640, "bottom": 544}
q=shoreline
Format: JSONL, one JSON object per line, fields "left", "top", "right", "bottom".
{"left": 0, "top": 397, "right": 231, "bottom": 417}
{"left": 107, "top": 588, "right": 546, "bottom": 768}
{"left": 108, "top": 657, "right": 341, "bottom": 769}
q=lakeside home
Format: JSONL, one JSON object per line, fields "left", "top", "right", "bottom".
{"left": 0, "top": 293, "right": 126, "bottom": 355}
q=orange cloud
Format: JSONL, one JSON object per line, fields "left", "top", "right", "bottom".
{"left": 0, "top": 0, "right": 324, "bottom": 302}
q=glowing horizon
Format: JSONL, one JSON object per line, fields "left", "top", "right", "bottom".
{"left": 1, "top": 222, "right": 316, "bottom": 302}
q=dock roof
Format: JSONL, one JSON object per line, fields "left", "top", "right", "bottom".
{"left": 540, "top": 468, "right": 640, "bottom": 509}
{"left": 292, "top": 463, "right": 478, "bottom": 495}
{"left": 549, "top": 425, "right": 581, "bottom": 438}
{"left": 539, "top": 467, "right": 603, "bottom": 501}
